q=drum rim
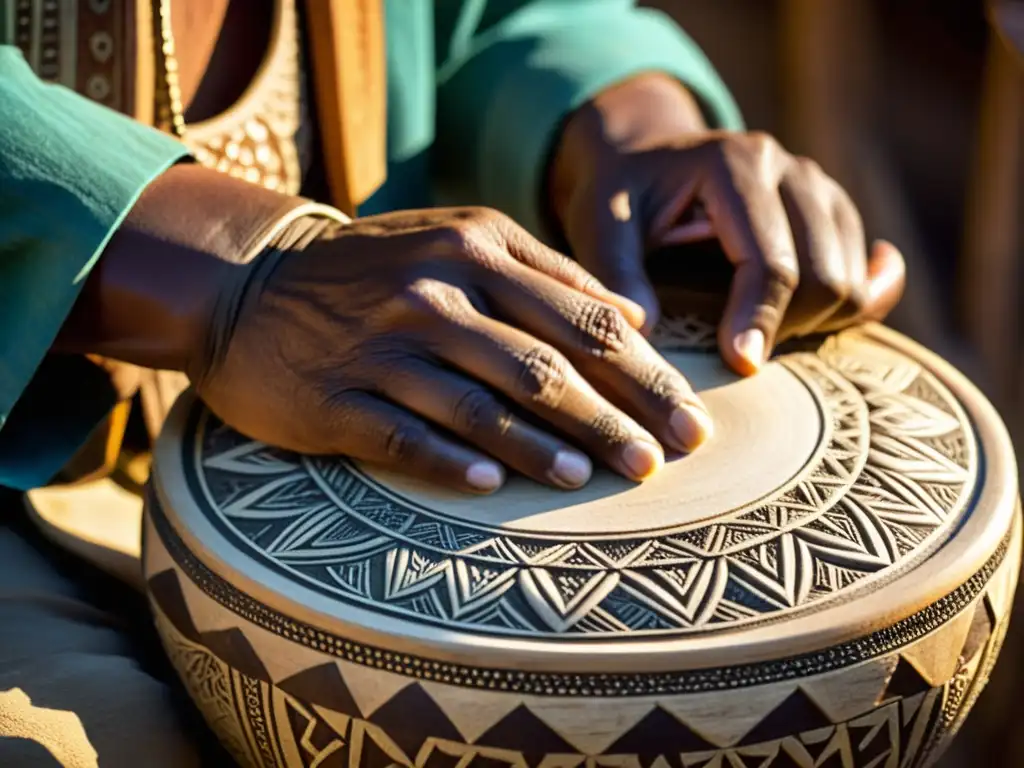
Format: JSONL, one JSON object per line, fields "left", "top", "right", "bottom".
{"left": 146, "top": 323, "right": 1020, "bottom": 674}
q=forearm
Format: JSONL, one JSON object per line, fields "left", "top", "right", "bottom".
{"left": 52, "top": 163, "right": 311, "bottom": 373}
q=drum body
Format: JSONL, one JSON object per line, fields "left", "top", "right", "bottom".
{"left": 143, "top": 324, "right": 1021, "bottom": 768}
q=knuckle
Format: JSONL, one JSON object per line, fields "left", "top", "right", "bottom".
{"left": 436, "top": 222, "right": 477, "bottom": 253}
{"left": 461, "top": 205, "right": 501, "bottom": 222}
{"left": 476, "top": 206, "right": 510, "bottom": 228}
{"left": 745, "top": 130, "right": 780, "bottom": 155}
{"left": 766, "top": 257, "right": 800, "bottom": 293}
{"left": 574, "top": 301, "right": 630, "bottom": 356}
{"left": 384, "top": 423, "right": 429, "bottom": 462}
{"left": 451, "top": 388, "right": 501, "bottom": 434}
{"left": 396, "top": 279, "right": 474, "bottom": 324}
{"left": 465, "top": 207, "right": 510, "bottom": 239}
{"left": 640, "top": 364, "right": 683, "bottom": 400}
{"left": 794, "top": 155, "right": 824, "bottom": 179}
{"left": 589, "top": 410, "right": 632, "bottom": 447}
{"left": 438, "top": 212, "right": 510, "bottom": 268}
{"left": 515, "top": 345, "right": 570, "bottom": 407}
{"left": 710, "top": 131, "right": 781, "bottom": 175}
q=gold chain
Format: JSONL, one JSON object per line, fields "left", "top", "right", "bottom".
{"left": 155, "top": 0, "right": 187, "bottom": 138}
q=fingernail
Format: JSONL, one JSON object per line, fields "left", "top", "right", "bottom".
{"left": 549, "top": 451, "right": 593, "bottom": 488}
{"left": 621, "top": 439, "right": 664, "bottom": 481}
{"left": 466, "top": 461, "right": 505, "bottom": 492}
{"left": 669, "top": 404, "right": 714, "bottom": 452}
{"left": 734, "top": 329, "right": 766, "bottom": 371}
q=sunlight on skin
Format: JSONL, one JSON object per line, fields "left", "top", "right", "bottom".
{"left": 0, "top": 689, "right": 99, "bottom": 767}
{"left": 609, "top": 189, "right": 632, "bottom": 223}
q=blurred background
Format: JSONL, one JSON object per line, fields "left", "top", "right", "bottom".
{"left": 651, "top": 0, "right": 1016, "bottom": 414}
{"left": 644, "top": 2, "right": 1022, "bottom": 765}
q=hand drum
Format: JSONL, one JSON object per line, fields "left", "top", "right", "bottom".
{"left": 143, "top": 322, "right": 1020, "bottom": 768}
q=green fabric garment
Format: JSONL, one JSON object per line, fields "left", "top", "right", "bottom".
{"left": 0, "top": 1, "right": 741, "bottom": 491}
{"left": 362, "top": 0, "right": 744, "bottom": 227}
{"left": 0, "top": 48, "right": 189, "bottom": 490}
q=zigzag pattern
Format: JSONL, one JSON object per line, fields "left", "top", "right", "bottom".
{"left": 192, "top": 337, "right": 976, "bottom": 637}
{"left": 151, "top": 554, "right": 1012, "bottom": 768}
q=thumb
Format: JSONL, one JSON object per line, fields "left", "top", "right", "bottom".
{"left": 564, "top": 188, "right": 659, "bottom": 334}
{"left": 861, "top": 239, "right": 907, "bottom": 322}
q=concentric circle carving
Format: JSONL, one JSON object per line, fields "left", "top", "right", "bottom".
{"left": 185, "top": 331, "right": 977, "bottom": 638}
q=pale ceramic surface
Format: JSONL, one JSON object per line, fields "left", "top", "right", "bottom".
{"left": 148, "top": 324, "right": 1011, "bottom": 671}
{"left": 144, "top": 321, "right": 1021, "bottom": 767}
{"left": 144, "top": 493, "right": 1020, "bottom": 767}
{"left": 356, "top": 356, "right": 819, "bottom": 535}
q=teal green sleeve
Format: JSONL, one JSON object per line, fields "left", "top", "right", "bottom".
{"left": 0, "top": 47, "right": 189, "bottom": 490}
{"left": 433, "top": 0, "right": 744, "bottom": 237}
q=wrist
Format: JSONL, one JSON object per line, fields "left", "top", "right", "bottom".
{"left": 548, "top": 73, "right": 709, "bottom": 224}
{"left": 53, "top": 163, "right": 314, "bottom": 372}
{"left": 193, "top": 209, "right": 343, "bottom": 387}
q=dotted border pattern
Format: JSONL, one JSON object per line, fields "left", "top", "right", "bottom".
{"left": 149, "top": 492, "right": 1011, "bottom": 697}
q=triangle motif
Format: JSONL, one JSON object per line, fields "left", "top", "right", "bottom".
{"left": 519, "top": 569, "right": 620, "bottom": 632}
{"left": 447, "top": 559, "right": 518, "bottom": 618}
{"left": 737, "top": 690, "right": 833, "bottom": 746}
{"left": 383, "top": 548, "right": 450, "bottom": 600}
{"left": 473, "top": 705, "right": 578, "bottom": 767}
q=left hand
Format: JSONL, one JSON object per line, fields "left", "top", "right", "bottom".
{"left": 548, "top": 73, "right": 906, "bottom": 375}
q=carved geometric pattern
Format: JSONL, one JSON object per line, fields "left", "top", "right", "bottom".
{"left": 147, "top": 513, "right": 1012, "bottom": 697}
{"left": 151, "top": 565, "right": 1013, "bottom": 768}
{"left": 649, "top": 315, "right": 719, "bottom": 351}
{"left": 185, "top": 332, "right": 977, "bottom": 637}
{"left": 154, "top": 609, "right": 263, "bottom": 767}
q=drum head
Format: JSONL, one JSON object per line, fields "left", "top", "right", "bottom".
{"left": 147, "top": 322, "right": 1017, "bottom": 673}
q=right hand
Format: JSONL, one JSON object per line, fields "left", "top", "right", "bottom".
{"left": 191, "top": 207, "right": 713, "bottom": 494}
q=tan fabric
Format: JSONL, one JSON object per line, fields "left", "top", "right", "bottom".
{"left": 0, "top": 513, "right": 204, "bottom": 766}
{"left": 25, "top": 481, "right": 146, "bottom": 594}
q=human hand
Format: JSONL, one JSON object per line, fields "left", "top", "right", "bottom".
{"left": 549, "top": 73, "right": 906, "bottom": 375}
{"left": 192, "top": 207, "right": 715, "bottom": 493}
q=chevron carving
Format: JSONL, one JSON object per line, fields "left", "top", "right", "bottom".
{"left": 189, "top": 333, "right": 977, "bottom": 637}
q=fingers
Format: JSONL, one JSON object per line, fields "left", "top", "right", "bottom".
{"left": 816, "top": 186, "right": 905, "bottom": 331}
{"left": 377, "top": 360, "right": 594, "bottom": 489}
{"left": 776, "top": 168, "right": 849, "bottom": 339}
{"left": 707, "top": 158, "right": 799, "bottom": 375}
{"left": 491, "top": 211, "right": 648, "bottom": 330}
{"left": 712, "top": 157, "right": 904, "bottom": 350}
{"left": 560, "top": 187, "right": 660, "bottom": 334}
{"left": 419, "top": 306, "right": 666, "bottom": 483}
{"left": 315, "top": 392, "right": 507, "bottom": 494}
{"left": 480, "top": 263, "right": 712, "bottom": 454}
